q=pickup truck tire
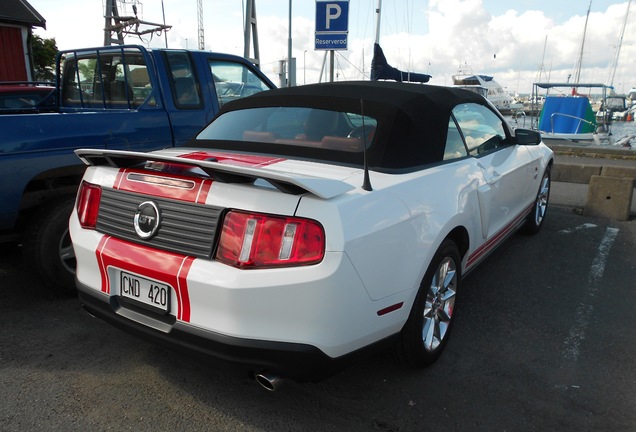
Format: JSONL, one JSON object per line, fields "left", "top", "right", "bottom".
{"left": 22, "top": 197, "right": 76, "bottom": 294}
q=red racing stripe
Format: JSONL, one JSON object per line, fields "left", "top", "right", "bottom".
{"left": 95, "top": 237, "right": 195, "bottom": 322}
{"left": 113, "top": 168, "right": 213, "bottom": 203}
{"left": 100, "top": 150, "right": 281, "bottom": 320}
{"left": 96, "top": 236, "right": 112, "bottom": 294}
{"left": 111, "top": 151, "right": 283, "bottom": 203}
{"left": 466, "top": 203, "right": 533, "bottom": 270}
{"left": 180, "top": 151, "right": 285, "bottom": 167}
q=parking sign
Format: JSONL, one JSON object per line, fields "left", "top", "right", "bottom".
{"left": 315, "top": 0, "right": 349, "bottom": 50}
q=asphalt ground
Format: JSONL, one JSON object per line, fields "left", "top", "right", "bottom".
{"left": 1, "top": 204, "right": 635, "bottom": 431}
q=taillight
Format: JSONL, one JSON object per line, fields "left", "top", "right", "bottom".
{"left": 76, "top": 181, "right": 102, "bottom": 229}
{"left": 216, "top": 210, "right": 325, "bottom": 269}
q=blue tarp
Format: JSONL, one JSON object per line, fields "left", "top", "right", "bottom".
{"left": 538, "top": 96, "right": 597, "bottom": 134}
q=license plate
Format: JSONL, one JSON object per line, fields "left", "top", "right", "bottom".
{"left": 119, "top": 271, "right": 170, "bottom": 314}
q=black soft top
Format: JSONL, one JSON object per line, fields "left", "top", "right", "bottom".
{"left": 206, "top": 81, "right": 490, "bottom": 172}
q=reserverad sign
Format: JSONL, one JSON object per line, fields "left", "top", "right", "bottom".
{"left": 315, "top": 0, "right": 349, "bottom": 50}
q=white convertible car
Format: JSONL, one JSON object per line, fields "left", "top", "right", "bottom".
{"left": 70, "top": 81, "right": 553, "bottom": 390}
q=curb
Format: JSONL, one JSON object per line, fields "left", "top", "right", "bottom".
{"left": 548, "top": 143, "right": 636, "bottom": 160}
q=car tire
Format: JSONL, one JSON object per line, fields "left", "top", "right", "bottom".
{"left": 394, "top": 239, "right": 461, "bottom": 368}
{"left": 521, "top": 166, "right": 551, "bottom": 235}
{"left": 22, "top": 197, "right": 77, "bottom": 294}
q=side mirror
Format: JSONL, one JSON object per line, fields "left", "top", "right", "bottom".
{"left": 515, "top": 128, "right": 542, "bottom": 146}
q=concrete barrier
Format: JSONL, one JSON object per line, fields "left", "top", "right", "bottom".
{"left": 551, "top": 145, "right": 636, "bottom": 220}
{"left": 600, "top": 165, "right": 636, "bottom": 179}
{"left": 553, "top": 164, "right": 601, "bottom": 184}
{"left": 584, "top": 175, "right": 635, "bottom": 220}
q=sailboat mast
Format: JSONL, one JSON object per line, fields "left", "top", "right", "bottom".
{"left": 572, "top": 0, "right": 592, "bottom": 85}
{"left": 536, "top": 34, "right": 548, "bottom": 83}
{"left": 374, "top": 0, "right": 382, "bottom": 44}
{"left": 608, "top": 0, "right": 632, "bottom": 88}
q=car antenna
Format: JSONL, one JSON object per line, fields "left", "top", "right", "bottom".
{"left": 360, "top": 99, "right": 373, "bottom": 191}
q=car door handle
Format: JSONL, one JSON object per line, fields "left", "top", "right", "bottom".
{"left": 487, "top": 171, "right": 502, "bottom": 185}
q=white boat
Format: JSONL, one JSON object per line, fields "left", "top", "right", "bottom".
{"left": 628, "top": 88, "right": 636, "bottom": 113}
{"left": 596, "top": 94, "right": 631, "bottom": 122}
{"left": 452, "top": 66, "right": 522, "bottom": 114}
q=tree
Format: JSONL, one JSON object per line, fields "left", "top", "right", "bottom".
{"left": 31, "top": 35, "right": 58, "bottom": 81}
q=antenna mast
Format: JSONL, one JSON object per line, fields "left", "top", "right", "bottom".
{"left": 197, "top": 0, "right": 204, "bottom": 49}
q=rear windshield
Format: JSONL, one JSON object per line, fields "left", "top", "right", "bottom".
{"left": 196, "top": 107, "right": 377, "bottom": 154}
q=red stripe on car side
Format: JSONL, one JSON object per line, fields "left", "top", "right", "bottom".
{"left": 466, "top": 204, "right": 533, "bottom": 270}
{"left": 94, "top": 237, "right": 195, "bottom": 322}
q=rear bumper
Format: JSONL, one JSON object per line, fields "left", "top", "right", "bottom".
{"left": 77, "top": 279, "right": 394, "bottom": 382}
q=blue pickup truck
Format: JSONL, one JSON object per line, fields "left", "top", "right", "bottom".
{"left": 0, "top": 45, "right": 274, "bottom": 292}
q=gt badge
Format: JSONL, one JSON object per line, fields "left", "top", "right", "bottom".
{"left": 134, "top": 201, "right": 160, "bottom": 239}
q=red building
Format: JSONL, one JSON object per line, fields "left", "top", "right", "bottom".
{"left": 0, "top": 0, "right": 46, "bottom": 81}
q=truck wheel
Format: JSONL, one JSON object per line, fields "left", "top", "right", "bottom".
{"left": 23, "top": 197, "right": 77, "bottom": 294}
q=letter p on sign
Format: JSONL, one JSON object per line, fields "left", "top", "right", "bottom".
{"left": 315, "top": 1, "right": 349, "bottom": 33}
{"left": 326, "top": 4, "right": 341, "bottom": 29}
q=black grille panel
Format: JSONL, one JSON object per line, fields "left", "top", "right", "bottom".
{"left": 96, "top": 188, "right": 223, "bottom": 258}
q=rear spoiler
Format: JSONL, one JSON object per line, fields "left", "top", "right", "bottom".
{"left": 75, "top": 149, "right": 355, "bottom": 199}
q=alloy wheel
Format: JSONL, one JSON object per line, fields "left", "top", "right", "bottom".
{"left": 422, "top": 257, "right": 457, "bottom": 352}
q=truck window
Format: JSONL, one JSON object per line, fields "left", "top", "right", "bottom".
{"left": 165, "top": 51, "right": 202, "bottom": 109}
{"left": 209, "top": 60, "right": 271, "bottom": 108}
{"left": 61, "top": 48, "right": 154, "bottom": 109}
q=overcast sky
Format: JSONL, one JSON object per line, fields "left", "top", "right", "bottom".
{"left": 29, "top": 0, "right": 635, "bottom": 95}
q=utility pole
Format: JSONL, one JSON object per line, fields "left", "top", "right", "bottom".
{"left": 104, "top": 0, "right": 125, "bottom": 45}
{"left": 244, "top": 0, "right": 260, "bottom": 68}
{"left": 103, "top": 0, "right": 171, "bottom": 46}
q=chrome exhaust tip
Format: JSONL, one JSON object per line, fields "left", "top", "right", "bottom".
{"left": 254, "top": 371, "right": 284, "bottom": 391}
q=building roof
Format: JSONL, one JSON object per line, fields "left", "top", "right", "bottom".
{"left": 0, "top": 0, "right": 46, "bottom": 29}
